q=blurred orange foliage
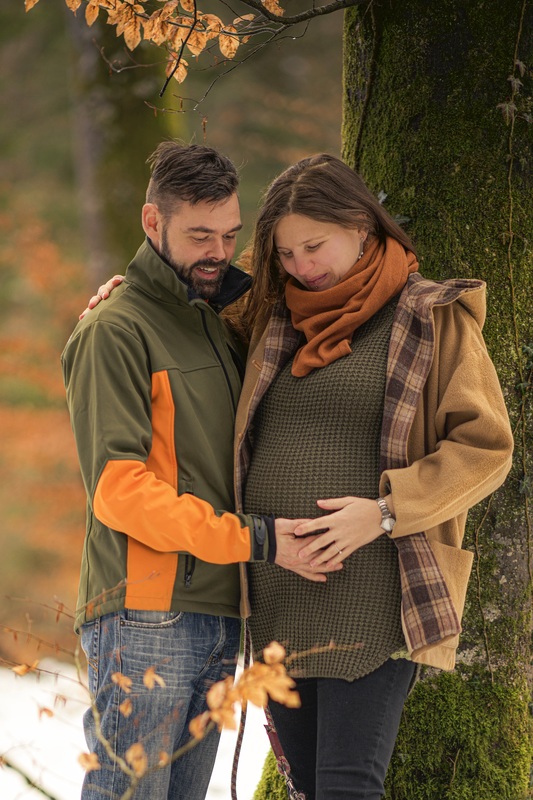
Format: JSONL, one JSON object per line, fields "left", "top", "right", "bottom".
{"left": 0, "top": 211, "right": 89, "bottom": 665}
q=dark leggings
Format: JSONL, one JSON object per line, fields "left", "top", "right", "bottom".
{"left": 268, "top": 658, "right": 417, "bottom": 800}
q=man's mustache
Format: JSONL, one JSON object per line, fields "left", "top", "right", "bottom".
{"left": 192, "top": 259, "right": 228, "bottom": 269}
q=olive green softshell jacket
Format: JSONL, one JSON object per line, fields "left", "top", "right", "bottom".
{"left": 62, "top": 240, "right": 267, "bottom": 631}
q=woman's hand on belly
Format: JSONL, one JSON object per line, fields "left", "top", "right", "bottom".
{"left": 292, "top": 496, "right": 383, "bottom": 568}
{"left": 274, "top": 518, "right": 343, "bottom": 582}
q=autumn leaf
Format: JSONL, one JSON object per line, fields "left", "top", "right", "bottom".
{"left": 64, "top": 0, "right": 82, "bottom": 11}
{"left": 200, "top": 13, "right": 223, "bottom": 39}
{"left": 180, "top": 0, "right": 195, "bottom": 12}
{"left": 233, "top": 13, "right": 255, "bottom": 24}
{"left": 24, "top": 0, "right": 41, "bottom": 11}
{"left": 123, "top": 17, "right": 143, "bottom": 50}
{"left": 86, "top": 1, "right": 100, "bottom": 26}
{"left": 12, "top": 660, "right": 39, "bottom": 676}
{"left": 261, "top": 0, "right": 284, "bottom": 15}
{"left": 166, "top": 55, "right": 189, "bottom": 83}
{"left": 186, "top": 28, "right": 207, "bottom": 56}
{"left": 158, "top": 751, "right": 171, "bottom": 766}
{"left": 189, "top": 710, "right": 210, "bottom": 740}
{"left": 219, "top": 26, "right": 239, "bottom": 59}
{"left": 119, "top": 698, "right": 133, "bottom": 717}
{"left": 126, "top": 743, "right": 148, "bottom": 777}
{"left": 263, "top": 641, "right": 286, "bottom": 665}
{"left": 111, "top": 672, "right": 133, "bottom": 694}
{"left": 143, "top": 666, "right": 166, "bottom": 690}
{"left": 78, "top": 752, "right": 101, "bottom": 772}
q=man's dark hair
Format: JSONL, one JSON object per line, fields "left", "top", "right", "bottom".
{"left": 146, "top": 141, "right": 239, "bottom": 218}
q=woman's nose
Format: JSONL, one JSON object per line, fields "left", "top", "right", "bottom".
{"left": 293, "top": 254, "right": 312, "bottom": 276}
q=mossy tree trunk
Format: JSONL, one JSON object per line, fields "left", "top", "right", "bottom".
{"left": 255, "top": 1, "right": 532, "bottom": 798}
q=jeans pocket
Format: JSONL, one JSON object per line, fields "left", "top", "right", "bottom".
{"left": 122, "top": 609, "right": 183, "bottom": 627}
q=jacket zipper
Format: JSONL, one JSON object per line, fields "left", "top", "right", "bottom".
{"left": 200, "top": 309, "right": 237, "bottom": 413}
{"left": 184, "top": 554, "right": 196, "bottom": 589}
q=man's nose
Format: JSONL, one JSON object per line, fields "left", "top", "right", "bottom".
{"left": 206, "top": 238, "right": 226, "bottom": 261}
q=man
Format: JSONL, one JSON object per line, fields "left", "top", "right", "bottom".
{"left": 62, "top": 142, "right": 325, "bottom": 800}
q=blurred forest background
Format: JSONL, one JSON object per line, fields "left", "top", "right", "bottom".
{"left": 0, "top": 0, "right": 343, "bottom": 666}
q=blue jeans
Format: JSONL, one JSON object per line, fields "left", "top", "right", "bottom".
{"left": 80, "top": 609, "right": 241, "bottom": 800}
{"left": 268, "top": 658, "right": 417, "bottom": 800}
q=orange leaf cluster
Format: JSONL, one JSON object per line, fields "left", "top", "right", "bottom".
{"left": 189, "top": 642, "right": 300, "bottom": 740}
{"left": 23, "top": 0, "right": 267, "bottom": 84}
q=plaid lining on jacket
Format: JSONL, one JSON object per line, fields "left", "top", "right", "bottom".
{"left": 236, "top": 273, "right": 488, "bottom": 657}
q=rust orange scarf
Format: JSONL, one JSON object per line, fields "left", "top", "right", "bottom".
{"left": 284, "top": 236, "right": 419, "bottom": 377}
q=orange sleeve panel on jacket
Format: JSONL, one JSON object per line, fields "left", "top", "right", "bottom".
{"left": 93, "top": 459, "right": 252, "bottom": 564}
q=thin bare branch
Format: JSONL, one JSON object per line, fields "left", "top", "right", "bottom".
{"left": 237, "top": 0, "right": 368, "bottom": 25}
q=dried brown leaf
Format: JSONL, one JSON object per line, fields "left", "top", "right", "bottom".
{"left": 24, "top": 0, "right": 41, "bottom": 10}
{"left": 119, "top": 698, "right": 133, "bottom": 717}
{"left": 12, "top": 660, "right": 39, "bottom": 676}
{"left": 86, "top": 1, "right": 100, "bottom": 26}
{"left": 143, "top": 666, "right": 166, "bottom": 690}
{"left": 189, "top": 710, "right": 210, "bottom": 740}
{"left": 111, "top": 672, "right": 133, "bottom": 694}
{"left": 233, "top": 13, "right": 255, "bottom": 24}
{"left": 166, "top": 55, "right": 189, "bottom": 83}
{"left": 64, "top": 0, "right": 82, "bottom": 11}
{"left": 261, "top": 0, "right": 284, "bottom": 14}
{"left": 180, "top": 0, "right": 195, "bottom": 11}
{"left": 186, "top": 28, "right": 207, "bottom": 56}
{"left": 263, "top": 641, "right": 286, "bottom": 665}
{"left": 125, "top": 742, "right": 148, "bottom": 777}
{"left": 124, "top": 17, "right": 142, "bottom": 49}
{"left": 219, "top": 26, "right": 239, "bottom": 59}
{"left": 78, "top": 752, "right": 101, "bottom": 772}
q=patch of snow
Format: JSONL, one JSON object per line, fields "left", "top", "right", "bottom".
{"left": 0, "top": 660, "right": 270, "bottom": 800}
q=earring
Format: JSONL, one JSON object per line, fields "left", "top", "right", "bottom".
{"left": 357, "top": 244, "right": 364, "bottom": 261}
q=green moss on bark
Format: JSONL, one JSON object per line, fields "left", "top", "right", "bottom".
{"left": 386, "top": 671, "right": 531, "bottom": 800}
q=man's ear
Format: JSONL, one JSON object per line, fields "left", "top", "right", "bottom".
{"left": 142, "top": 203, "right": 162, "bottom": 248}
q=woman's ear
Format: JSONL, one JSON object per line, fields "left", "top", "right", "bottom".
{"left": 142, "top": 203, "right": 162, "bottom": 248}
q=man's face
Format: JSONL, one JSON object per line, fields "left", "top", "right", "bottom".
{"left": 152, "top": 195, "right": 242, "bottom": 299}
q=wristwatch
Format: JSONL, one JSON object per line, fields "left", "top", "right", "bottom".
{"left": 377, "top": 497, "right": 396, "bottom": 533}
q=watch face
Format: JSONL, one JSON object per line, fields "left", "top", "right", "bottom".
{"left": 382, "top": 517, "right": 395, "bottom": 532}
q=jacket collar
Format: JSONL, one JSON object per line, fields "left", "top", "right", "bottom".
{"left": 126, "top": 238, "right": 252, "bottom": 312}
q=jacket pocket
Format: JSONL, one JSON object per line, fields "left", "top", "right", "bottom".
{"left": 184, "top": 554, "right": 196, "bottom": 589}
{"left": 428, "top": 539, "right": 474, "bottom": 623}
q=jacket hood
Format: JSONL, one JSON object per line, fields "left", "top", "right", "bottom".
{"left": 405, "top": 273, "right": 486, "bottom": 330}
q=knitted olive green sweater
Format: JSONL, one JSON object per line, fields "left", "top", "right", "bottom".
{"left": 244, "top": 298, "right": 406, "bottom": 680}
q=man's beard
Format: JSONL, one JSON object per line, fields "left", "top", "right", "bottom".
{"left": 160, "top": 231, "right": 230, "bottom": 299}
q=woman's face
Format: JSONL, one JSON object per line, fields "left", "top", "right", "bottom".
{"left": 274, "top": 214, "right": 366, "bottom": 291}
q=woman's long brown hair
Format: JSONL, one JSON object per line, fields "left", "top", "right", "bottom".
{"left": 240, "top": 153, "right": 415, "bottom": 338}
